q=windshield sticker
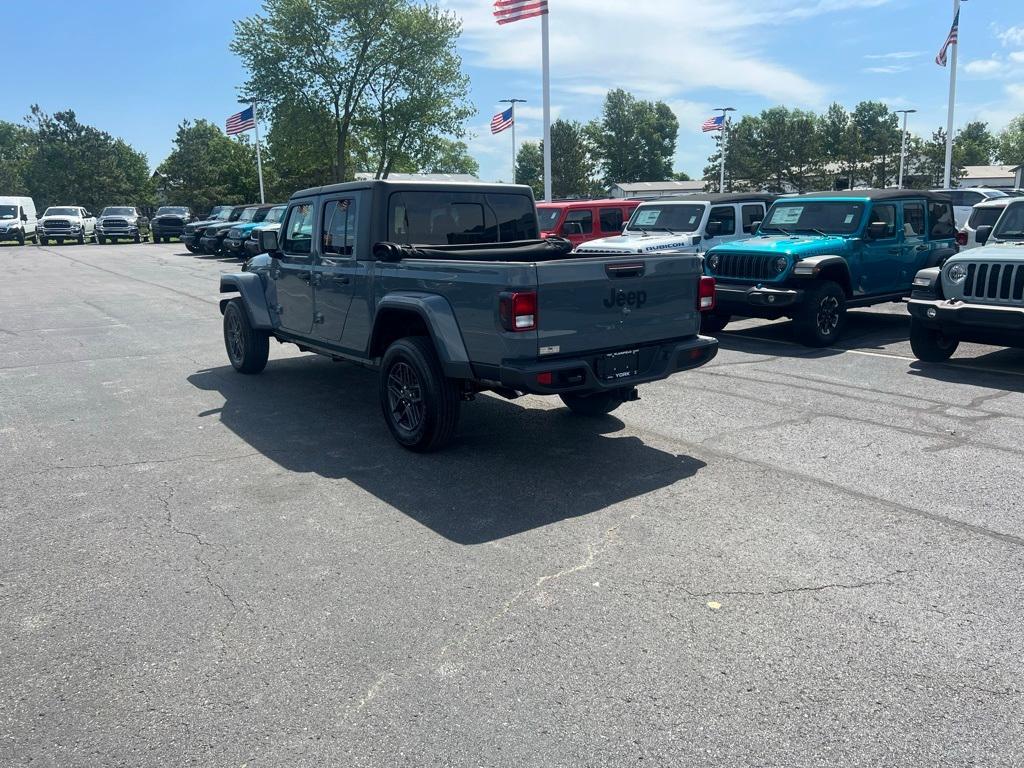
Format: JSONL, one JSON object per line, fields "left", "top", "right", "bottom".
{"left": 771, "top": 207, "right": 802, "bottom": 225}
{"left": 844, "top": 214, "right": 854, "bottom": 224}
{"left": 635, "top": 210, "right": 661, "bottom": 226}
{"left": 688, "top": 215, "right": 698, "bottom": 224}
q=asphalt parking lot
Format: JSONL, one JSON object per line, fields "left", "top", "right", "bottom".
{"left": 2, "top": 241, "right": 1023, "bottom": 766}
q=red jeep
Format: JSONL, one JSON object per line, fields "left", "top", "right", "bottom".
{"left": 537, "top": 199, "right": 642, "bottom": 249}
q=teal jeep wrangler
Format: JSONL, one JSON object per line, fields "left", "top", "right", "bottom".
{"left": 702, "top": 190, "right": 958, "bottom": 346}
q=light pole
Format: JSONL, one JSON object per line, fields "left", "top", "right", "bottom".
{"left": 715, "top": 107, "right": 736, "bottom": 192}
{"left": 500, "top": 99, "right": 527, "bottom": 184}
{"left": 896, "top": 109, "right": 917, "bottom": 189}
{"left": 239, "top": 98, "right": 266, "bottom": 203}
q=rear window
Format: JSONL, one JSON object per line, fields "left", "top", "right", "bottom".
{"left": 968, "top": 207, "right": 1002, "bottom": 230}
{"left": 388, "top": 192, "right": 539, "bottom": 245}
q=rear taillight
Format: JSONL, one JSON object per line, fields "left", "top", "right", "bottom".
{"left": 499, "top": 291, "right": 538, "bottom": 331}
{"left": 955, "top": 231, "right": 968, "bottom": 247}
{"left": 697, "top": 276, "right": 716, "bottom": 312}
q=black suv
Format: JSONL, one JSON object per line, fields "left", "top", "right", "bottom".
{"left": 151, "top": 207, "right": 196, "bottom": 243}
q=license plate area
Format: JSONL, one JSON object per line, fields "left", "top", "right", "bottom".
{"left": 596, "top": 349, "right": 639, "bottom": 381}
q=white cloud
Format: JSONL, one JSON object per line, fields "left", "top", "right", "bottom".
{"left": 997, "top": 26, "right": 1024, "bottom": 48}
{"left": 1010, "top": 51, "right": 1024, "bottom": 64}
{"left": 863, "top": 65, "right": 910, "bottom": 74}
{"left": 863, "top": 51, "right": 921, "bottom": 60}
{"left": 444, "top": 0, "right": 841, "bottom": 106}
{"left": 964, "top": 57, "right": 1003, "bottom": 76}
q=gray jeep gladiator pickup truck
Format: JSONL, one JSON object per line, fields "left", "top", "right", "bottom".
{"left": 219, "top": 181, "right": 718, "bottom": 451}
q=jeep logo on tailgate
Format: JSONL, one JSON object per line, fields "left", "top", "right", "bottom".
{"left": 604, "top": 288, "right": 647, "bottom": 309}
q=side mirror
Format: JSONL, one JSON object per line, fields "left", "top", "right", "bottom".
{"left": 20, "top": 212, "right": 28, "bottom": 221}
{"left": 621, "top": 223, "right": 628, "bottom": 233}
{"left": 747, "top": 219, "right": 762, "bottom": 234}
{"left": 975, "top": 225, "right": 992, "bottom": 246}
{"left": 866, "top": 221, "right": 888, "bottom": 239}
{"left": 561, "top": 221, "right": 584, "bottom": 235}
{"left": 705, "top": 221, "right": 721, "bottom": 238}
{"left": 259, "top": 229, "right": 280, "bottom": 253}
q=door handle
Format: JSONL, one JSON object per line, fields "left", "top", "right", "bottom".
{"left": 915, "top": 245, "right": 929, "bottom": 251}
{"left": 332, "top": 276, "right": 351, "bottom": 285}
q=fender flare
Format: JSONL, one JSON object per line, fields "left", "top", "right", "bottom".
{"left": 927, "top": 247, "right": 957, "bottom": 268}
{"left": 219, "top": 273, "right": 274, "bottom": 330}
{"left": 791, "top": 254, "right": 849, "bottom": 278}
{"left": 372, "top": 293, "right": 473, "bottom": 379}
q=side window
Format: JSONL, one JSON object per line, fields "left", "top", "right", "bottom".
{"left": 564, "top": 209, "right": 593, "bottom": 235}
{"left": 599, "top": 207, "right": 624, "bottom": 233}
{"left": 282, "top": 202, "right": 314, "bottom": 256}
{"left": 929, "top": 201, "right": 956, "bottom": 239}
{"left": 903, "top": 203, "right": 925, "bottom": 237}
{"left": 946, "top": 191, "right": 963, "bottom": 208}
{"left": 322, "top": 198, "right": 357, "bottom": 257}
{"left": 961, "top": 191, "right": 984, "bottom": 207}
{"left": 870, "top": 204, "right": 897, "bottom": 238}
{"left": 741, "top": 204, "right": 763, "bottom": 234}
{"left": 708, "top": 206, "right": 736, "bottom": 235}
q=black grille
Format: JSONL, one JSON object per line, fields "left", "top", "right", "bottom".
{"left": 45, "top": 219, "right": 71, "bottom": 229}
{"left": 103, "top": 218, "right": 130, "bottom": 228}
{"left": 962, "top": 262, "right": 1024, "bottom": 303}
{"left": 713, "top": 251, "right": 778, "bottom": 280}
{"left": 155, "top": 217, "right": 183, "bottom": 227}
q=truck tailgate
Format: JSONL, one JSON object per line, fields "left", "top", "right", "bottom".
{"left": 534, "top": 253, "right": 703, "bottom": 356}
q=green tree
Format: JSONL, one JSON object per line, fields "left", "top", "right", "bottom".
{"left": 514, "top": 141, "right": 543, "bottom": 198}
{"left": 915, "top": 129, "right": 966, "bottom": 187}
{"left": 356, "top": 3, "right": 473, "bottom": 178}
{"left": 593, "top": 89, "right": 678, "bottom": 186}
{"left": 22, "top": 107, "right": 152, "bottom": 212}
{"left": 419, "top": 138, "right": 479, "bottom": 175}
{"left": 818, "top": 103, "right": 861, "bottom": 190}
{"left": 955, "top": 121, "right": 996, "bottom": 166}
{"left": 265, "top": 100, "right": 336, "bottom": 197}
{"left": 155, "top": 119, "right": 264, "bottom": 212}
{"left": 996, "top": 114, "right": 1024, "bottom": 165}
{"left": 0, "top": 121, "right": 34, "bottom": 195}
{"left": 851, "top": 101, "right": 900, "bottom": 187}
{"left": 550, "top": 119, "right": 597, "bottom": 198}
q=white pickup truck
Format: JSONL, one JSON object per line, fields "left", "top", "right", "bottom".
{"left": 574, "top": 193, "right": 776, "bottom": 256}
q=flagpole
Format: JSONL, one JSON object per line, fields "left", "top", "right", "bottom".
{"left": 715, "top": 107, "right": 736, "bottom": 193}
{"left": 500, "top": 98, "right": 526, "bottom": 185}
{"left": 242, "top": 98, "right": 266, "bottom": 204}
{"left": 943, "top": 0, "right": 959, "bottom": 189}
{"left": 541, "top": 11, "right": 552, "bottom": 202}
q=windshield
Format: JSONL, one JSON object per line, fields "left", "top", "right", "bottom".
{"left": 239, "top": 207, "right": 259, "bottom": 223}
{"left": 626, "top": 204, "right": 705, "bottom": 233}
{"left": 536, "top": 207, "right": 562, "bottom": 231}
{"left": 156, "top": 206, "right": 189, "bottom": 216}
{"left": 263, "top": 206, "right": 285, "bottom": 224}
{"left": 214, "top": 208, "right": 233, "bottom": 221}
{"left": 761, "top": 201, "right": 865, "bottom": 235}
{"left": 992, "top": 202, "right": 1024, "bottom": 240}
{"left": 45, "top": 207, "right": 79, "bottom": 217}
{"left": 102, "top": 207, "right": 135, "bottom": 217}
{"left": 0, "top": 205, "right": 17, "bottom": 220}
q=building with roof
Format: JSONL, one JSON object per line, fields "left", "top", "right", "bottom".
{"left": 610, "top": 180, "right": 707, "bottom": 198}
{"left": 958, "top": 165, "right": 1019, "bottom": 190}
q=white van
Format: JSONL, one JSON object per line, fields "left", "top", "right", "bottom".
{"left": 574, "top": 193, "right": 776, "bottom": 256}
{"left": 0, "top": 196, "right": 38, "bottom": 245}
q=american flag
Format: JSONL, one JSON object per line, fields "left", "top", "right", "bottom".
{"left": 490, "top": 106, "right": 514, "bottom": 134}
{"left": 494, "top": 0, "right": 548, "bottom": 25}
{"left": 226, "top": 105, "right": 256, "bottom": 136}
{"left": 935, "top": 9, "right": 959, "bottom": 67}
{"left": 702, "top": 115, "right": 725, "bottom": 133}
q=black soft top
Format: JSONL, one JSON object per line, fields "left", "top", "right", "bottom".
{"left": 637, "top": 193, "right": 777, "bottom": 205}
{"left": 789, "top": 189, "right": 952, "bottom": 204}
{"left": 291, "top": 179, "right": 535, "bottom": 200}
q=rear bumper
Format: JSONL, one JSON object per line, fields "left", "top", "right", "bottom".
{"left": 498, "top": 335, "right": 718, "bottom": 395}
{"left": 907, "top": 298, "right": 1024, "bottom": 340}
{"left": 716, "top": 284, "right": 804, "bottom": 314}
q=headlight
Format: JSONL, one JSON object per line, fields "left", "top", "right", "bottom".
{"left": 947, "top": 263, "right": 968, "bottom": 282}
{"left": 708, "top": 254, "right": 720, "bottom": 271}
{"left": 774, "top": 256, "right": 787, "bottom": 274}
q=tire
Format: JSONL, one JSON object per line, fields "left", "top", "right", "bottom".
{"left": 560, "top": 390, "right": 626, "bottom": 416}
{"left": 794, "top": 280, "right": 846, "bottom": 347}
{"left": 153, "top": 234, "right": 162, "bottom": 244}
{"left": 185, "top": 242, "right": 198, "bottom": 253}
{"left": 910, "top": 318, "right": 959, "bottom": 362}
{"left": 40, "top": 236, "right": 48, "bottom": 246}
{"left": 700, "top": 312, "right": 731, "bottom": 335}
{"left": 379, "top": 336, "right": 460, "bottom": 452}
{"left": 77, "top": 231, "right": 85, "bottom": 245}
{"left": 57, "top": 238, "right": 64, "bottom": 245}
{"left": 97, "top": 235, "right": 106, "bottom": 244}
{"left": 17, "top": 231, "right": 25, "bottom": 246}
{"left": 223, "top": 298, "right": 269, "bottom": 375}
{"left": 133, "top": 233, "right": 141, "bottom": 243}
{"left": 109, "top": 236, "right": 117, "bottom": 244}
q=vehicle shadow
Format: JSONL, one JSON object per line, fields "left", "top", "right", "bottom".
{"left": 187, "top": 357, "right": 706, "bottom": 545}
{"left": 718, "top": 308, "right": 912, "bottom": 357}
{"left": 907, "top": 349, "right": 1024, "bottom": 394}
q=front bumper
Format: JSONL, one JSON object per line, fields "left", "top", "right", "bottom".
{"left": 907, "top": 297, "right": 1024, "bottom": 336}
{"left": 200, "top": 234, "right": 227, "bottom": 252}
{"left": 39, "top": 228, "right": 81, "bottom": 238}
{"left": 153, "top": 226, "right": 185, "bottom": 238}
{"left": 244, "top": 239, "right": 263, "bottom": 257}
{"left": 223, "top": 237, "right": 247, "bottom": 255}
{"left": 498, "top": 335, "right": 718, "bottom": 396}
{"left": 98, "top": 228, "right": 140, "bottom": 238}
{"left": 715, "top": 283, "right": 804, "bottom": 315}
{"left": 0, "top": 229, "right": 23, "bottom": 241}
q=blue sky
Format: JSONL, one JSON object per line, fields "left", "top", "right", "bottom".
{"left": 4, "top": 0, "right": 1022, "bottom": 184}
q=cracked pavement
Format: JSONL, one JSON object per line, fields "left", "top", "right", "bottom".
{"left": 1, "top": 241, "right": 1023, "bottom": 766}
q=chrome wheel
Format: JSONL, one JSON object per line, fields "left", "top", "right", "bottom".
{"left": 816, "top": 296, "right": 840, "bottom": 336}
{"left": 387, "top": 361, "right": 425, "bottom": 434}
